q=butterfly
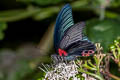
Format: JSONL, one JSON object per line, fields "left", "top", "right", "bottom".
{"left": 52, "top": 4, "right": 96, "bottom": 61}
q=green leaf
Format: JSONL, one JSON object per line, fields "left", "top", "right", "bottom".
{"left": 0, "top": 9, "right": 25, "bottom": 17}
{"left": 71, "top": 0, "right": 89, "bottom": 10}
{"left": 17, "top": 0, "right": 63, "bottom": 5}
{"left": 105, "top": 11, "right": 120, "bottom": 19}
{"left": 86, "top": 19, "right": 120, "bottom": 51}
{"left": 0, "top": 32, "right": 4, "bottom": 40}
{"left": 0, "top": 8, "right": 40, "bottom": 22}
{"left": 33, "top": 7, "right": 59, "bottom": 20}
{"left": 35, "top": 0, "right": 62, "bottom": 5}
{"left": 0, "top": 22, "right": 7, "bottom": 30}
{"left": 0, "top": 22, "right": 7, "bottom": 40}
{"left": 111, "top": 0, "right": 120, "bottom": 7}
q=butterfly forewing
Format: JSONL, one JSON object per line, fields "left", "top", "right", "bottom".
{"left": 54, "top": 4, "right": 74, "bottom": 49}
{"left": 59, "top": 22, "right": 85, "bottom": 49}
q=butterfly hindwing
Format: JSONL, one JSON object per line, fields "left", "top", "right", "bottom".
{"left": 66, "top": 40, "right": 96, "bottom": 56}
{"left": 54, "top": 4, "right": 74, "bottom": 49}
{"left": 64, "top": 41, "right": 96, "bottom": 60}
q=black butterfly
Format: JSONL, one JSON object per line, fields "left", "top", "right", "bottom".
{"left": 53, "top": 4, "right": 96, "bottom": 60}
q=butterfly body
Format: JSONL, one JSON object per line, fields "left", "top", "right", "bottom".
{"left": 53, "top": 4, "right": 96, "bottom": 61}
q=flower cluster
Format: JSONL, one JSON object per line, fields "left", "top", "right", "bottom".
{"left": 38, "top": 42, "right": 120, "bottom": 80}
{"left": 44, "top": 61, "right": 79, "bottom": 80}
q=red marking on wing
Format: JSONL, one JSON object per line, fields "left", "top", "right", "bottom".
{"left": 58, "top": 48, "right": 67, "bottom": 56}
{"left": 88, "top": 50, "right": 94, "bottom": 54}
{"left": 82, "top": 50, "right": 95, "bottom": 57}
{"left": 82, "top": 51, "right": 85, "bottom": 56}
{"left": 86, "top": 53, "right": 90, "bottom": 56}
{"left": 82, "top": 53, "right": 85, "bottom": 56}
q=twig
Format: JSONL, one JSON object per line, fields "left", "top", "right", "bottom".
{"left": 106, "top": 72, "right": 120, "bottom": 80}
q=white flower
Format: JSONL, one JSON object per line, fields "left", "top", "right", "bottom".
{"left": 44, "top": 61, "right": 79, "bottom": 80}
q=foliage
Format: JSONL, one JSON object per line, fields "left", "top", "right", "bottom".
{"left": 110, "top": 39, "right": 120, "bottom": 68}
{"left": 86, "top": 19, "right": 120, "bottom": 51}
{"left": 17, "top": 0, "right": 63, "bottom": 6}
{"left": 0, "top": 22, "right": 7, "bottom": 40}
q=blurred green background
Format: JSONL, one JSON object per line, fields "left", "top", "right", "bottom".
{"left": 0, "top": 0, "right": 120, "bottom": 80}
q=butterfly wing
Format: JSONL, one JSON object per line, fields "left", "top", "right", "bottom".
{"left": 59, "top": 22, "right": 85, "bottom": 49}
{"left": 66, "top": 40, "right": 96, "bottom": 56}
{"left": 54, "top": 4, "right": 74, "bottom": 49}
{"left": 82, "top": 34, "right": 89, "bottom": 41}
{"left": 58, "top": 22, "right": 96, "bottom": 57}
{"left": 64, "top": 40, "right": 96, "bottom": 60}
